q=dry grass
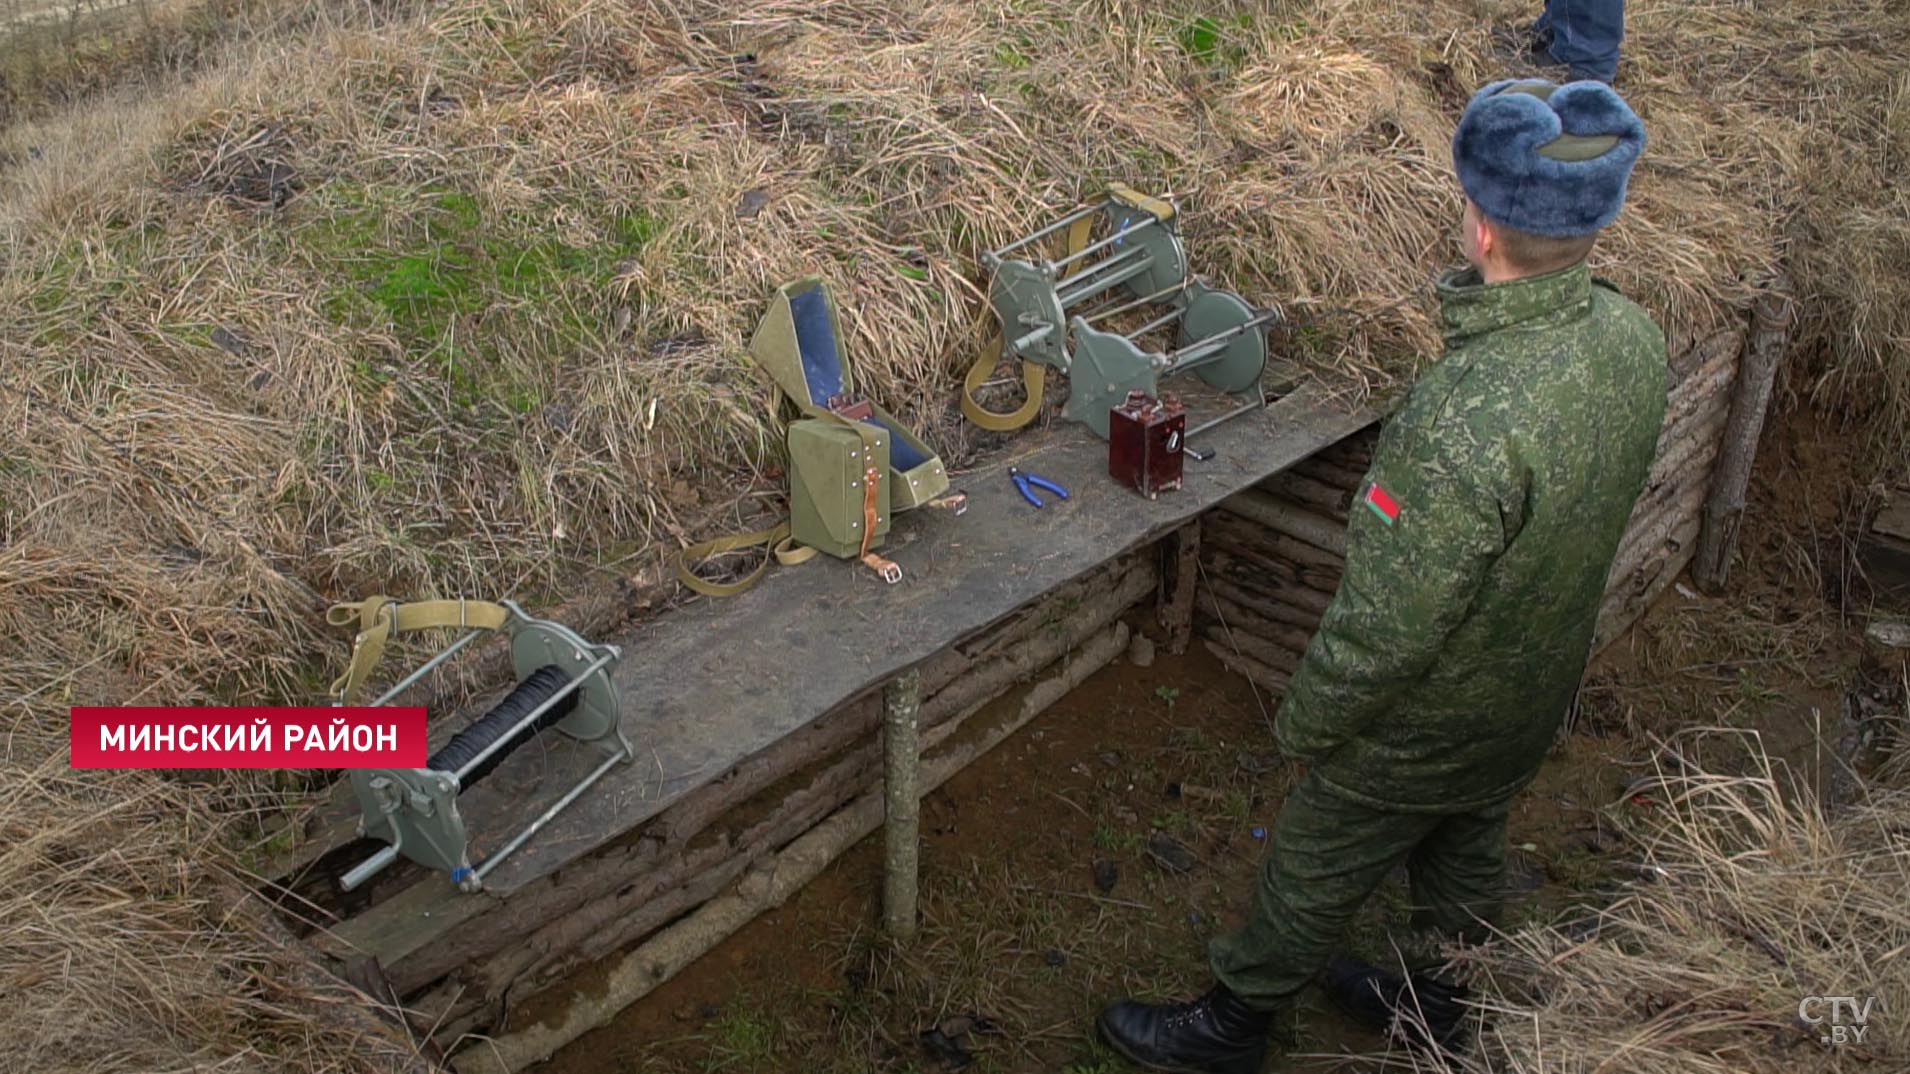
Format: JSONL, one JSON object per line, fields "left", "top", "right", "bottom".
{"left": 3, "top": 0, "right": 1909, "bottom": 1071}
{"left": 1349, "top": 731, "right": 1910, "bottom": 1074}
{"left": 4, "top": 0, "right": 1901, "bottom": 743}
{"left": 0, "top": 751, "right": 411, "bottom": 1074}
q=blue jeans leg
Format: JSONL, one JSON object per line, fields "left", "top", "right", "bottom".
{"left": 1536, "top": 0, "right": 1624, "bottom": 83}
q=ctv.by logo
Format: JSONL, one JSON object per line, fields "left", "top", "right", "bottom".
{"left": 1798, "top": 995, "right": 1880, "bottom": 1046}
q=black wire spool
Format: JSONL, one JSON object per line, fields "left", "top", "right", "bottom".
{"left": 425, "top": 663, "right": 578, "bottom": 788}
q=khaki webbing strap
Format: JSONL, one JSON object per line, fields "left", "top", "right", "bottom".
{"left": 325, "top": 596, "right": 511, "bottom": 704}
{"left": 677, "top": 397, "right": 893, "bottom": 598}
{"left": 960, "top": 332, "right": 1048, "bottom": 432}
{"left": 1067, "top": 211, "right": 1097, "bottom": 251}
{"left": 959, "top": 213, "right": 1093, "bottom": 432}
{"left": 1105, "top": 181, "right": 1176, "bottom": 223}
{"left": 675, "top": 521, "right": 818, "bottom": 598}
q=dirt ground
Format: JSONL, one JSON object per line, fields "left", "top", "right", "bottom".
{"left": 501, "top": 408, "right": 1888, "bottom": 1074}
{"left": 516, "top": 486, "right": 1870, "bottom": 1074}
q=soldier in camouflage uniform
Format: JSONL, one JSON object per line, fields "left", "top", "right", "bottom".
{"left": 1097, "top": 79, "right": 1667, "bottom": 1074}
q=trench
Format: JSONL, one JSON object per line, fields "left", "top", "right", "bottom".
{"left": 512, "top": 381, "right": 1866, "bottom": 1074}
{"left": 528, "top": 641, "right": 1394, "bottom": 1073}
{"left": 264, "top": 314, "right": 1830, "bottom": 1073}
{"left": 519, "top": 542, "right": 1860, "bottom": 1074}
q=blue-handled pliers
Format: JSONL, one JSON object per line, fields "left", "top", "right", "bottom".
{"left": 1009, "top": 466, "right": 1070, "bottom": 508}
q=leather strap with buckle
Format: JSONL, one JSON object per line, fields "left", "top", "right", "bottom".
{"left": 828, "top": 392, "right": 875, "bottom": 421}
{"left": 858, "top": 464, "right": 901, "bottom": 583}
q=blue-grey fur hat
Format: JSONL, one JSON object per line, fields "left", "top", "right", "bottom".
{"left": 1452, "top": 78, "right": 1647, "bottom": 238}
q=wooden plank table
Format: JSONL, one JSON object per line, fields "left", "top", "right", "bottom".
{"left": 305, "top": 379, "right": 1383, "bottom": 961}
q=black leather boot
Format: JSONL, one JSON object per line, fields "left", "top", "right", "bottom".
{"left": 1096, "top": 982, "right": 1272, "bottom": 1074}
{"left": 1319, "top": 955, "right": 1471, "bottom": 1053}
{"left": 1488, "top": 23, "right": 1569, "bottom": 76}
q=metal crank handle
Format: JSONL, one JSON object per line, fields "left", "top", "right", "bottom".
{"left": 468, "top": 749, "right": 628, "bottom": 892}
{"left": 339, "top": 845, "right": 401, "bottom": 892}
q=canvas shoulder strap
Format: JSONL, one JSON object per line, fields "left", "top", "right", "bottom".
{"left": 674, "top": 521, "right": 818, "bottom": 598}
{"left": 324, "top": 596, "right": 511, "bottom": 704}
{"left": 674, "top": 404, "right": 895, "bottom": 597}
{"left": 961, "top": 333, "right": 1048, "bottom": 431}
{"left": 958, "top": 212, "right": 1093, "bottom": 431}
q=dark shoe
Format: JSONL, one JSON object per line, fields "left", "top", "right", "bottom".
{"left": 1096, "top": 983, "right": 1272, "bottom": 1074}
{"left": 1489, "top": 24, "right": 1549, "bottom": 62}
{"left": 1320, "top": 955, "right": 1470, "bottom": 1053}
{"left": 1488, "top": 24, "right": 1571, "bottom": 78}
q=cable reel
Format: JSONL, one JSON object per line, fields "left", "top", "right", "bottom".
{"left": 325, "top": 597, "right": 633, "bottom": 894}
{"left": 963, "top": 183, "right": 1278, "bottom": 438}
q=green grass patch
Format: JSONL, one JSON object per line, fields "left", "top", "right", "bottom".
{"left": 1152, "top": 808, "right": 1196, "bottom": 835}
{"left": 1733, "top": 666, "right": 1787, "bottom": 711}
{"left": 700, "top": 1005, "right": 778, "bottom": 1071}
{"left": 19, "top": 232, "right": 150, "bottom": 344}
{"left": 299, "top": 182, "right": 658, "bottom": 407}
{"left": 1173, "top": 12, "right": 1255, "bottom": 68}
{"left": 1176, "top": 14, "right": 1223, "bottom": 59}
{"left": 993, "top": 40, "right": 1033, "bottom": 69}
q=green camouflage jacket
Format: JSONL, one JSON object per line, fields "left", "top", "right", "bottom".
{"left": 1275, "top": 260, "right": 1668, "bottom": 812}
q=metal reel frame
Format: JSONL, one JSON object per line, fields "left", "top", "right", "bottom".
{"left": 1061, "top": 279, "right": 1278, "bottom": 440}
{"left": 982, "top": 187, "right": 1188, "bottom": 372}
{"left": 1066, "top": 317, "right": 1162, "bottom": 439}
{"left": 1177, "top": 280, "right": 1270, "bottom": 394}
{"left": 341, "top": 601, "right": 633, "bottom": 894}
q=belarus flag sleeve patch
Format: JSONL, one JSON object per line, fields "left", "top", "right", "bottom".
{"left": 1363, "top": 482, "right": 1400, "bottom": 525}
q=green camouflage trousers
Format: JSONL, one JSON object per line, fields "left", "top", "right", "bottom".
{"left": 1208, "top": 771, "right": 1512, "bottom": 1009}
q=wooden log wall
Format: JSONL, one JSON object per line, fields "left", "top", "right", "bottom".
{"left": 1195, "top": 327, "right": 1747, "bottom": 696}
{"left": 1595, "top": 327, "right": 1743, "bottom": 648}
{"left": 318, "top": 547, "right": 1161, "bottom": 1057}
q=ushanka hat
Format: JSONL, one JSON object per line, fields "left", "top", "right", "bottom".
{"left": 1452, "top": 78, "right": 1647, "bottom": 238}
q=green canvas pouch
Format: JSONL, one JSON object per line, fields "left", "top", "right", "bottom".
{"left": 749, "top": 276, "right": 955, "bottom": 511}
{"left": 787, "top": 415, "right": 893, "bottom": 563}
{"left": 675, "top": 276, "right": 964, "bottom": 596}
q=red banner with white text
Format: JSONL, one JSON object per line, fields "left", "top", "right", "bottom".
{"left": 70, "top": 707, "right": 428, "bottom": 769}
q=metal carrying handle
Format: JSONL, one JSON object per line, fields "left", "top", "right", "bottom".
{"left": 1160, "top": 309, "right": 1283, "bottom": 374}
{"left": 981, "top": 200, "right": 1107, "bottom": 265}
{"left": 1185, "top": 383, "right": 1270, "bottom": 441}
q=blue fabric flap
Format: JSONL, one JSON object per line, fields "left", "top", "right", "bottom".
{"left": 789, "top": 286, "right": 845, "bottom": 407}
{"left": 867, "top": 414, "right": 928, "bottom": 471}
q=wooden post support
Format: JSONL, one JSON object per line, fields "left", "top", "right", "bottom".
{"left": 458, "top": 625, "right": 1133, "bottom": 1074}
{"left": 1693, "top": 275, "right": 1793, "bottom": 593}
{"left": 1158, "top": 519, "right": 1201, "bottom": 655}
{"left": 882, "top": 668, "right": 923, "bottom": 940}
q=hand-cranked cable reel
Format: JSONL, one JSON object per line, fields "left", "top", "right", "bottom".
{"left": 964, "top": 183, "right": 1281, "bottom": 438}
{"left": 325, "top": 596, "right": 634, "bottom": 894}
